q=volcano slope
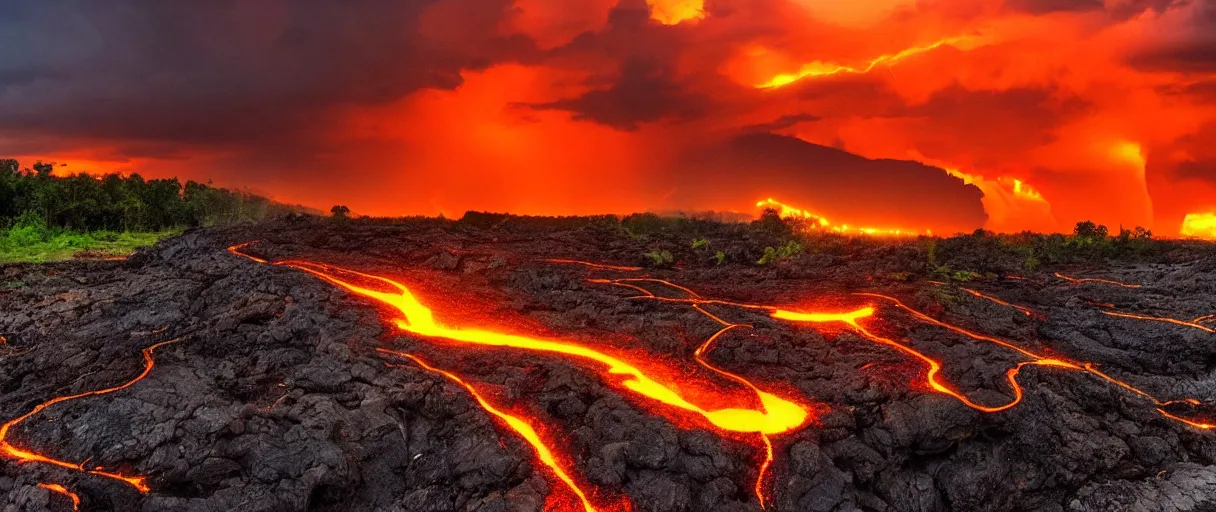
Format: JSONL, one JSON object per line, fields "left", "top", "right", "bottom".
{"left": 2, "top": 217, "right": 1216, "bottom": 512}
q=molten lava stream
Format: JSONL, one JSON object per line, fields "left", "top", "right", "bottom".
{"left": 590, "top": 277, "right": 869, "bottom": 507}
{"left": 227, "top": 244, "right": 821, "bottom": 509}
{"left": 1100, "top": 311, "right": 1215, "bottom": 333}
{"left": 849, "top": 293, "right": 1213, "bottom": 429}
{"left": 38, "top": 483, "right": 81, "bottom": 511}
{"left": 543, "top": 259, "right": 642, "bottom": 272}
{"left": 957, "top": 287, "right": 1036, "bottom": 317}
{"left": 379, "top": 350, "right": 620, "bottom": 512}
{"left": 1, "top": 338, "right": 181, "bottom": 494}
{"left": 1054, "top": 272, "right": 1142, "bottom": 288}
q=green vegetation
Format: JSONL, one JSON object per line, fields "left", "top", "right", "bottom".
{"left": 691, "top": 238, "right": 708, "bottom": 249}
{"left": 1, "top": 159, "right": 302, "bottom": 263}
{"left": 713, "top": 251, "right": 726, "bottom": 265}
{"left": 644, "top": 250, "right": 675, "bottom": 268}
{"left": 757, "top": 240, "right": 804, "bottom": 265}
{"left": 0, "top": 222, "right": 176, "bottom": 263}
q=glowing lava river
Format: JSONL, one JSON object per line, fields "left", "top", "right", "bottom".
{"left": 3, "top": 228, "right": 1214, "bottom": 512}
{"left": 223, "top": 241, "right": 1215, "bottom": 511}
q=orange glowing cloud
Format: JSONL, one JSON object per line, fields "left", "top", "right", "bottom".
{"left": 1180, "top": 212, "right": 1216, "bottom": 239}
{"left": 2, "top": 0, "right": 1215, "bottom": 234}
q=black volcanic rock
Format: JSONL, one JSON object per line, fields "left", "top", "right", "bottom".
{"left": 2, "top": 219, "right": 1215, "bottom": 511}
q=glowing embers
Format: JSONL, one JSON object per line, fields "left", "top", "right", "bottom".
{"left": 1054, "top": 272, "right": 1142, "bottom": 289}
{"left": 1180, "top": 212, "right": 1216, "bottom": 240}
{"left": 379, "top": 350, "right": 615, "bottom": 512}
{"left": 1, "top": 338, "right": 181, "bottom": 495}
{"left": 756, "top": 34, "right": 976, "bottom": 89}
{"left": 38, "top": 483, "right": 81, "bottom": 511}
{"left": 755, "top": 198, "right": 932, "bottom": 237}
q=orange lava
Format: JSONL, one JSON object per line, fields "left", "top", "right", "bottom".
{"left": 1055, "top": 272, "right": 1142, "bottom": 289}
{"left": 1, "top": 339, "right": 180, "bottom": 493}
{"left": 1180, "top": 212, "right": 1216, "bottom": 240}
{"left": 1194, "top": 315, "right": 1216, "bottom": 324}
{"left": 227, "top": 242, "right": 268, "bottom": 264}
{"left": 756, "top": 198, "right": 931, "bottom": 237}
{"left": 959, "top": 288, "right": 1035, "bottom": 317}
{"left": 379, "top": 350, "right": 611, "bottom": 512}
{"left": 229, "top": 244, "right": 820, "bottom": 508}
{"left": 37, "top": 483, "right": 81, "bottom": 511}
{"left": 543, "top": 259, "right": 642, "bottom": 272}
{"left": 275, "top": 258, "right": 810, "bottom": 435}
{"left": 1101, "top": 311, "right": 1215, "bottom": 333}
{"left": 590, "top": 277, "right": 846, "bottom": 508}
{"left": 847, "top": 293, "right": 1212, "bottom": 428}
{"left": 756, "top": 35, "right": 975, "bottom": 89}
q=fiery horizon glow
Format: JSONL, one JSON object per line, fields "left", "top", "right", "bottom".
{"left": 1180, "top": 212, "right": 1216, "bottom": 240}
{"left": 757, "top": 198, "right": 933, "bottom": 236}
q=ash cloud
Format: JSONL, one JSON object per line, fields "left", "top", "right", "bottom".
{"left": 0, "top": 0, "right": 535, "bottom": 148}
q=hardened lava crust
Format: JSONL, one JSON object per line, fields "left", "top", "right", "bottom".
{"left": 3, "top": 216, "right": 1216, "bottom": 512}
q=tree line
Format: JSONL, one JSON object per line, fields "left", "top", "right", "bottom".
{"left": 0, "top": 159, "right": 305, "bottom": 232}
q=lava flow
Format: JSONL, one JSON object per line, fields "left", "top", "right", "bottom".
{"left": 38, "top": 483, "right": 81, "bottom": 511}
{"left": 378, "top": 349, "right": 613, "bottom": 512}
{"left": 958, "top": 287, "right": 1036, "bottom": 317}
{"left": 230, "top": 243, "right": 821, "bottom": 510}
{"left": 1100, "top": 311, "right": 1215, "bottom": 333}
{"left": 1, "top": 338, "right": 181, "bottom": 495}
{"left": 586, "top": 276, "right": 862, "bottom": 508}
{"left": 1055, "top": 272, "right": 1142, "bottom": 288}
{"left": 850, "top": 293, "right": 1213, "bottom": 428}
{"left": 756, "top": 198, "right": 931, "bottom": 237}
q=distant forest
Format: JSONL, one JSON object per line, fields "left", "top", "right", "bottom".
{"left": 0, "top": 159, "right": 305, "bottom": 231}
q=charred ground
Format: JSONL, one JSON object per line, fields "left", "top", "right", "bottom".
{"left": 2, "top": 214, "right": 1216, "bottom": 512}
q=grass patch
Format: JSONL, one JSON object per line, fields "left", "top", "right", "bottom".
{"left": 0, "top": 224, "right": 179, "bottom": 263}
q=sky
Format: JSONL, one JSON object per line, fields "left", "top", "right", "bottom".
{"left": 1, "top": 0, "right": 1214, "bottom": 235}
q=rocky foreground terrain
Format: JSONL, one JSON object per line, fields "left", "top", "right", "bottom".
{"left": 3, "top": 217, "right": 1216, "bottom": 512}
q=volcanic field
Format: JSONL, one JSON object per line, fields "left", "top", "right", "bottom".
{"left": 3, "top": 216, "right": 1216, "bottom": 512}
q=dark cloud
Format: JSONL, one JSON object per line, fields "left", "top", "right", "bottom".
{"left": 1157, "top": 79, "right": 1216, "bottom": 102}
{"left": 894, "top": 83, "right": 1090, "bottom": 162}
{"left": 521, "top": 58, "right": 707, "bottom": 130}
{"left": 1126, "top": 1, "right": 1216, "bottom": 71}
{"left": 0, "top": 0, "right": 536, "bottom": 150}
{"left": 1003, "top": 0, "right": 1104, "bottom": 15}
{"left": 658, "top": 133, "right": 988, "bottom": 232}
{"left": 741, "top": 113, "right": 821, "bottom": 133}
